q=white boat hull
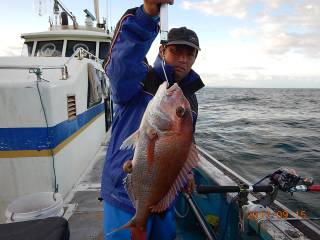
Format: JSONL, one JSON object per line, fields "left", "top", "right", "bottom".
{"left": 0, "top": 56, "right": 108, "bottom": 223}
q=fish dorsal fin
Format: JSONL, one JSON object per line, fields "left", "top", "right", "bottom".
{"left": 150, "top": 144, "right": 199, "bottom": 213}
{"left": 120, "top": 130, "right": 140, "bottom": 150}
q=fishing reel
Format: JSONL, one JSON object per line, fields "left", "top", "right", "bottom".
{"left": 269, "top": 168, "right": 313, "bottom": 193}
{"left": 252, "top": 167, "right": 316, "bottom": 207}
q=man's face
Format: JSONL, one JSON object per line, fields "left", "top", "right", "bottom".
{"left": 161, "top": 44, "right": 197, "bottom": 83}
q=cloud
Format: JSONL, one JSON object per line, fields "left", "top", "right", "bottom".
{"left": 202, "top": 74, "right": 320, "bottom": 88}
{"left": 229, "top": 27, "right": 256, "bottom": 38}
{"left": 264, "top": 0, "right": 291, "bottom": 9}
{"left": 256, "top": 1, "right": 320, "bottom": 57}
{"left": 0, "top": 47, "right": 21, "bottom": 56}
{"left": 189, "top": 38, "right": 320, "bottom": 88}
{"left": 192, "top": 41, "right": 269, "bottom": 75}
{"left": 0, "top": 32, "right": 23, "bottom": 57}
{"left": 233, "top": 66, "right": 266, "bottom": 71}
{"left": 182, "top": 0, "right": 320, "bottom": 59}
{"left": 261, "top": 32, "right": 320, "bottom": 57}
{"left": 181, "top": 0, "right": 254, "bottom": 19}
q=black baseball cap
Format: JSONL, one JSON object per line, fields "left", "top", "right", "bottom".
{"left": 166, "top": 27, "right": 200, "bottom": 51}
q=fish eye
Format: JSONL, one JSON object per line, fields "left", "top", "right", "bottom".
{"left": 176, "top": 106, "right": 185, "bottom": 118}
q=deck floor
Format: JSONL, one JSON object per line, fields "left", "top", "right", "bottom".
{"left": 66, "top": 142, "right": 106, "bottom": 240}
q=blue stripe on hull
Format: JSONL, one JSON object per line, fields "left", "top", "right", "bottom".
{"left": 0, "top": 103, "right": 105, "bottom": 151}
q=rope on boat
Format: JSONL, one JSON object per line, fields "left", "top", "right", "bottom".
{"left": 33, "top": 68, "right": 59, "bottom": 193}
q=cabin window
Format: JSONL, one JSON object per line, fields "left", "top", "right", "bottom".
{"left": 87, "top": 64, "right": 109, "bottom": 109}
{"left": 66, "top": 40, "right": 96, "bottom": 57}
{"left": 22, "top": 42, "right": 34, "bottom": 56}
{"left": 99, "top": 42, "right": 110, "bottom": 60}
{"left": 34, "top": 40, "right": 63, "bottom": 57}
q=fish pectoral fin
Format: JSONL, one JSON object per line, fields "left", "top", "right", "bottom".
{"left": 120, "top": 130, "right": 140, "bottom": 150}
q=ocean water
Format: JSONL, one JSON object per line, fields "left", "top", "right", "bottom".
{"left": 195, "top": 88, "right": 320, "bottom": 218}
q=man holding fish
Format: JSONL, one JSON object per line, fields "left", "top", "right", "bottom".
{"left": 102, "top": 0, "right": 204, "bottom": 239}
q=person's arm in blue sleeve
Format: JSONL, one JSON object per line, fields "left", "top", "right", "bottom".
{"left": 104, "top": 6, "right": 159, "bottom": 105}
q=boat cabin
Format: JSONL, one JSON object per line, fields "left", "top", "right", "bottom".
{"left": 21, "top": 27, "right": 111, "bottom": 61}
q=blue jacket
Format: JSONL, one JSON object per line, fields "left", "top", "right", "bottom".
{"left": 101, "top": 6, "right": 204, "bottom": 213}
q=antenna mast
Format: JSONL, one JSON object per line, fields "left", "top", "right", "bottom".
{"left": 106, "top": 0, "right": 112, "bottom": 31}
{"left": 94, "top": 0, "right": 101, "bottom": 25}
{"left": 106, "top": 0, "right": 109, "bottom": 31}
{"left": 53, "top": 0, "right": 78, "bottom": 28}
{"left": 34, "top": 0, "right": 47, "bottom": 17}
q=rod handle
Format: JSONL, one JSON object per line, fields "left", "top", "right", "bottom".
{"left": 308, "top": 185, "right": 320, "bottom": 192}
{"left": 196, "top": 185, "right": 274, "bottom": 194}
{"left": 160, "top": 4, "right": 168, "bottom": 44}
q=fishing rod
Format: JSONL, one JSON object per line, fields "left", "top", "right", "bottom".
{"left": 159, "top": 3, "right": 174, "bottom": 88}
{"left": 197, "top": 168, "right": 320, "bottom": 194}
{"left": 197, "top": 185, "right": 274, "bottom": 194}
{"left": 160, "top": 4, "right": 168, "bottom": 44}
{"left": 184, "top": 168, "right": 320, "bottom": 240}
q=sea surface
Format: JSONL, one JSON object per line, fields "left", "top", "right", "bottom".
{"left": 195, "top": 87, "right": 320, "bottom": 219}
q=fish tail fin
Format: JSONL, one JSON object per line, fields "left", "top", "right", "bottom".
{"left": 106, "top": 220, "right": 147, "bottom": 240}
{"left": 130, "top": 226, "right": 147, "bottom": 240}
{"left": 105, "top": 221, "right": 132, "bottom": 237}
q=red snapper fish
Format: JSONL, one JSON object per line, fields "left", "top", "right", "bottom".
{"left": 117, "top": 82, "right": 199, "bottom": 239}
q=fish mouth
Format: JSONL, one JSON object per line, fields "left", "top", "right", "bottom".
{"left": 166, "top": 83, "right": 179, "bottom": 96}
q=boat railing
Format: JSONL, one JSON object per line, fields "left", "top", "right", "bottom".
{"left": 0, "top": 65, "right": 69, "bottom": 80}
{"left": 66, "top": 47, "right": 100, "bottom": 64}
{"left": 0, "top": 47, "right": 100, "bottom": 81}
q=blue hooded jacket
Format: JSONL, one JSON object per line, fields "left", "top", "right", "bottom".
{"left": 101, "top": 6, "right": 204, "bottom": 213}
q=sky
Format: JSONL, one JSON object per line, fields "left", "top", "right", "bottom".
{"left": 1, "top": 0, "right": 320, "bottom": 88}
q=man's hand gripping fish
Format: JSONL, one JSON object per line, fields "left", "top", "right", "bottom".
{"left": 110, "top": 82, "right": 199, "bottom": 239}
